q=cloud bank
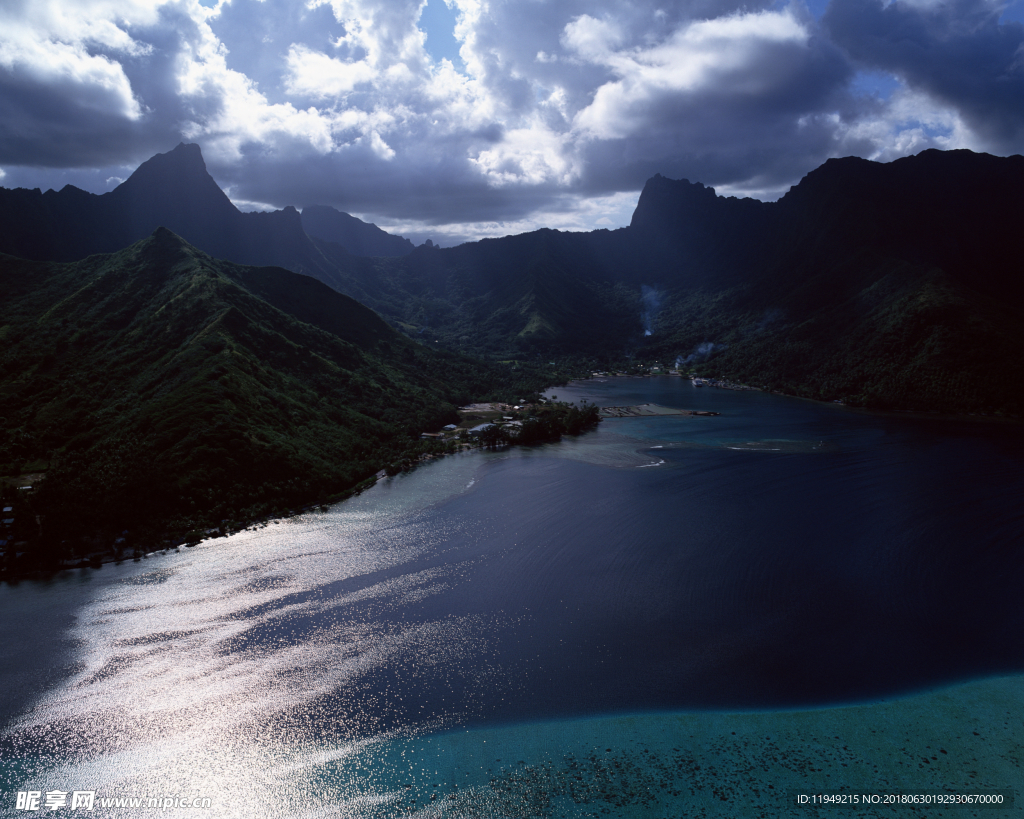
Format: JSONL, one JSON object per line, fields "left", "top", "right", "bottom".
{"left": 0, "top": 0, "right": 1021, "bottom": 243}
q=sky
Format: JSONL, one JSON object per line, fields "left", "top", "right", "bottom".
{"left": 0, "top": 0, "right": 1022, "bottom": 246}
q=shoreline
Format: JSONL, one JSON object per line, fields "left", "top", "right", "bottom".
{"left": 0, "top": 471, "right": 384, "bottom": 585}
{"left": 0, "top": 402, "right": 600, "bottom": 585}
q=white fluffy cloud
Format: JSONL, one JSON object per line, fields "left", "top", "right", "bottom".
{"left": 284, "top": 44, "right": 376, "bottom": 97}
{"left": 0, "top": 0, "right": 1021, "bottom": 240}
{"left": 567, "top": 9, "right": 815, "bottom": 140}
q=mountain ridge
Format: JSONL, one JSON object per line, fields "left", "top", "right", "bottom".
{"left": 0, "top": 143, "right": 416, "bottom": 267}
{"left": 2, "top": 145, "right": 1022, "bottom": 414}
{"left": 301, "top": 204, "right": 415, "bottom": 257}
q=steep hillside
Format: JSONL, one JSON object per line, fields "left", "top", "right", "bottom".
{"left": 0, "top": 230, "right": 545, "bottom": 552}
{"left": 638, "top": 150, "right": 1024, "bottom": 413}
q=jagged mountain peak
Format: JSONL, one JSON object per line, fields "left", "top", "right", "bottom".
{"left": 149, "top": 224, "right": 181, "bottom": 242}
{"left": 114, "top": 143, "right": 234, "bottom": 211}
{"left": 124, "top": 142, "right": 209, "bottom": 180}
{"left": 124, "top": 227, "right": 206, "bottom": 273}
{"left": 629, "top": 174, "right": 723, "bottom": 231}
{"left": 0, "top": 144, "right": 417, "bottom": 264}
{"left": 145, "top": 224, "right": 194, "bottom": 250}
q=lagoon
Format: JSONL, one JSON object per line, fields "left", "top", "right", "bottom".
{"left": 1, "top": 378, "right": 1023, "bottom": 817}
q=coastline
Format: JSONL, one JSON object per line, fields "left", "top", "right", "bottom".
{"left": 0, "top": 401, "right": 600, "bottom": 585}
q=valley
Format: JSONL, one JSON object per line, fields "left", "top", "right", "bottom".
{"left": 1, "top": 144, "right": 1022, "bottom": 575}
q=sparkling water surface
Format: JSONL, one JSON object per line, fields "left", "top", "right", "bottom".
{"left": 2, "top": 378, "right": 1023, "bottom": 817}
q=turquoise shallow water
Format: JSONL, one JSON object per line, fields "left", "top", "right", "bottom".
{"left": 1, "top": 379, "right": 1023, "bottom": 817}
{"left": 300, "top": 677, "right": 1024, "bottom": 818}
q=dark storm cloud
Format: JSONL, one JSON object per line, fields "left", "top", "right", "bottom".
{"left": 0, "top": 2, "right": 211, "bottom": 169}
{"left": 566, "top": 17, "right": 856, "bottom": 197}
{"left": 0, "top": 33, "right": 159, "bottom": 169}
{"left": 545, "top": 6, "right": 869, "bottom": 199}
{"left": 825, "top": 0, "right": 1024, "bottom": 150}
{"left": 0, "top": 72, "right": 138, "bottom": 168}
{"left": 216, "top": 143, "right": 563, "bottom": 225}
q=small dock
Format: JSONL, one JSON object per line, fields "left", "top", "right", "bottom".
{"left": 599, "top": 403, "right": 720, "bottom": 418}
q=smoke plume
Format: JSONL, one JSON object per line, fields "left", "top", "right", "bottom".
{"left": 677, "top": 341, "right": 726, "bottom": 366}
{"left": 641, "top": 285, "right": 662, "bottom": 336}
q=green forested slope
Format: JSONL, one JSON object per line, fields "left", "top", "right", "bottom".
{"left": 0, "top": 229, "right": 550, "bottom": 552}
{"left": 643, "top": 259, "right": 1024, "bottom": 413}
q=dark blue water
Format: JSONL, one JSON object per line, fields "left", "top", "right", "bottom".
{"left": 1, "top": 378, "right": 1023, "bottom": 815}
{"left": 158, "top": 381, "right": 1024, "bottom": 735}
{"left": 268, "top": 399, "right": 1024, "bottom": 734}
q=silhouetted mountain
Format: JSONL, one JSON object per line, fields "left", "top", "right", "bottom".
{"left": 1, "top": 145, "right": 1022, "bottom": 414}
{"left": 113, "top": 143, "right": 242, "bottom": 253}
{"left": 340, "top": 149, "right": 1024, "bottom": 413}
{"left": 631, "top": 150, "right": 1024, "bottom": 413}
{"left": 771, "top": 150, "right": 1024, "bottom": 304}
{"left": 302, "top": 204, "right": 414, "bottom": 257}
{"left": 627, "top": 173, "right": 770, "bottom": 290}
{"left": 0, "top": 143, "right": 413, "bottom": 268}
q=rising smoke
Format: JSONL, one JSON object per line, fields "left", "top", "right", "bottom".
{"left": 675, "top": 341, "right": 726, "bottom": 368}
{"left": 640, "top": 285, "right": 662, "bottom": 337}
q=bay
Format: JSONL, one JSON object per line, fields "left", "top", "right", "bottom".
{"left": 1, "top": 378, "right": 1023, "bottom": 817}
